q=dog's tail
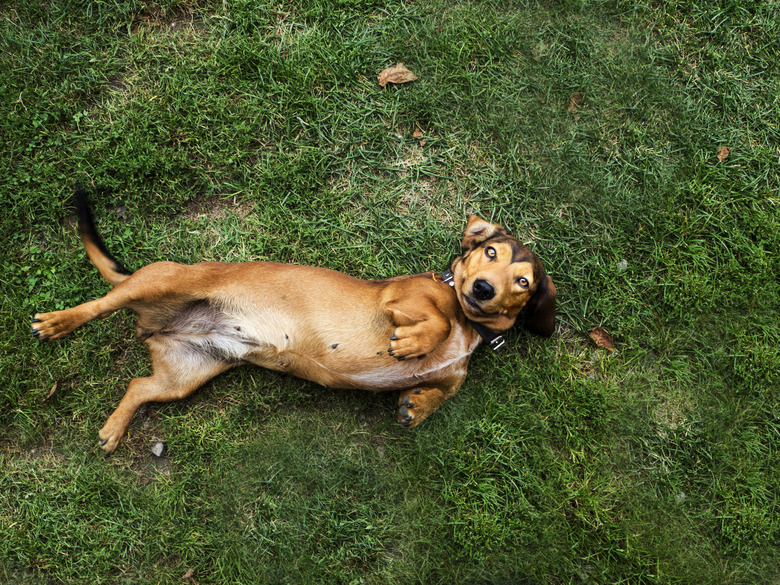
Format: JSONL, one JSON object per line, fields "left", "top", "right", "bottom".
{"left": 75, "top": 189, "right": 134, "bottom": 286}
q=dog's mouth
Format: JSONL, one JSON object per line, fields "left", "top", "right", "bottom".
{"left": 462, "top": 294, "right": 487, "bottom": 315}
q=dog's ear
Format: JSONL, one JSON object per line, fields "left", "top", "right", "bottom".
{"left": 523, "top": 274, "right": 557, "bottom": 337}
{"left": 461, "top": 215, "right": 509, "bottom": 251}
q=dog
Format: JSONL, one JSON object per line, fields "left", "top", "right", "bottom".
{"left": 32, "top": 191, "right": 556, "bottom": 453}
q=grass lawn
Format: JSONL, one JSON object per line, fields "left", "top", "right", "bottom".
{"left": 2, "top": 0, "right": 779, "bottom": 583}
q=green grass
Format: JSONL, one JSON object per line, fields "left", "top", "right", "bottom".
{"left": 2, "top": 0, "right": 780, "bottom": 583}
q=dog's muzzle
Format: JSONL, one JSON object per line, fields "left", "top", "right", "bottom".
{"left": 471, "top": 279, "right": 495, "bottom": 301}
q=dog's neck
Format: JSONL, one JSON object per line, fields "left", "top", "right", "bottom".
{"left": 440, "top": 269, "right": 506, "bottom": 351}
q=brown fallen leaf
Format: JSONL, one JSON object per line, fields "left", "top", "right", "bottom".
{"left": 589, "top": 327, "right": 615, "bottom": 351}
{"left": 377, "top": 62, "right": 418, "bottom": 87}
{"left": 567, "top": 92, "right": 583, "bottom": 113}
{"left": 43, "top": 378, "right": 61, "bottom": 402}
{"left": 717, "top": 146, "right": 729, "bottom": 162}
{"left": 413, "top": 127, "right": 424, "bottom": 139}
{"left": 182, "top": 569, "right": 199, "bottom": 585}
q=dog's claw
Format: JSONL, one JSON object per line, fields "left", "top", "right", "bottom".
{"left": 100, "top": 439, "right": 107, "bottom": 446}
{"left": 398, "top": 405, "right": 412, "bottom": 425}
{"left": 390, "top": 336, "right": 398, "bottom": 341}
{"left": 32, "top": 318, "right": 41, "bottom": 323}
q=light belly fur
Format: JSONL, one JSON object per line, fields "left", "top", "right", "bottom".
{"left": 173, "top": 303, "right": 478, "bottom": 392}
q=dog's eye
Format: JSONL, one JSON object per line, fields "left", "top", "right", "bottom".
{"left": 516, "top": 277, "right": 529, "bottom": 288}
{"left": 485, "top": 246, "right": 496, "bottom": 259}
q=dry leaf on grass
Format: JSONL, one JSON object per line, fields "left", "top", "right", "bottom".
{"left": 717, "top": 146, "right": 729, "bottom": 162}
{"left": 568, "top": 92, "right": 583, "bottom": 113}
{"left": 413, "top": 126, "right": 426, "bottom": 146}
{"left": 43, "top": 378, "right": 61, "bottom": 402}
{"left": 377, "top": 63, "right": 418, "bottom": 87}
{"left": 589, "top": 327, "right": 615, "bottom": 351}
{"left": 182, "top": 569, "right": 199, "bottom": 585}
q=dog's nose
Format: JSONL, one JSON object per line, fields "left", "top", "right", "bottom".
{"left": 472, "top": 279, "right": 495, "bottom": 301}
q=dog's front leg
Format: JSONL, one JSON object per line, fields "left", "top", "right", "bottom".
{"left": 396, "top": 383, "right": 461, "bottom": 428}
{"left": 386, "top": 302, "right": 451, "bottom": 360}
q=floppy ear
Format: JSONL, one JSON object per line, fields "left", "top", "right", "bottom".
{"left": 523, "top": 274, "right": 557, "bottom": 337}
{"left": 461, "top": 215, "right": 509, "bottom": 251}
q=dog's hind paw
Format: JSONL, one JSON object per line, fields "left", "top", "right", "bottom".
{"left": 98, "top": 423, "right": 125, "bottom": 454}
{"left": 31, "top": 311, "right": 78, "bottom": 341}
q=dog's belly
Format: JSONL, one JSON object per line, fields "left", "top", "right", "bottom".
{"left": 334, "top": 347, "right": 474, "bottom": 391}
{"left": 237, "top": 311, "right": 476, "bottom": 391}
{"left": 189, "top": 300, "right": 475, "bottom": 391}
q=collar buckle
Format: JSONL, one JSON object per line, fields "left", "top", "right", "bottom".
{"left": 440, "top": 269, "right": 455, "bottom": 287}
{"left": 488, "top": 335, "right": 506, "bottom": 351}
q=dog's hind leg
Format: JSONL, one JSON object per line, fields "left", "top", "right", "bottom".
{"left": 32, "top": 261, "right": 211, "bottom": 341}
{"left": 98, "top": 337, "right": 234, "bottom": 453}
{"left": 32, "top": 296, "right": 121, "bottom": 341}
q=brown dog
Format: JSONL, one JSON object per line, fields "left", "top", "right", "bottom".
{"left": 32, "top": 192, "right": 556, "bottom": 453}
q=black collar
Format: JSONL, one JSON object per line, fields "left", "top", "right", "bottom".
{"left": 440, "top": 269, "right": 506, "bottom": 351}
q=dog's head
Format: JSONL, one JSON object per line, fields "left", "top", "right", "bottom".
{"left": 450, "top": 215, "right": 556, "bottom": 336}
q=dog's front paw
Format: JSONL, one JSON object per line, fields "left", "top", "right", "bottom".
{"left": 385, "top": 304, "right": 449, "bottom": 360}
{"left": 388, "top": 328, "right": 436, "bottom": 360}
{"left": 397, "top": 387, "right": 448, "bottom": 428}
{"left": 397, "top": 393, "right": 419, "bottom": 428}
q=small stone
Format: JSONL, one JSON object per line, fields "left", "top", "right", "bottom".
{"left": 675, "top": 492, "right": 686, "bottom": 504}
{"left": 617, "top": 259, "right": 628, "bottom": 271}
{"left": 151, "top": 442, "right": 166, "bottom": 457}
